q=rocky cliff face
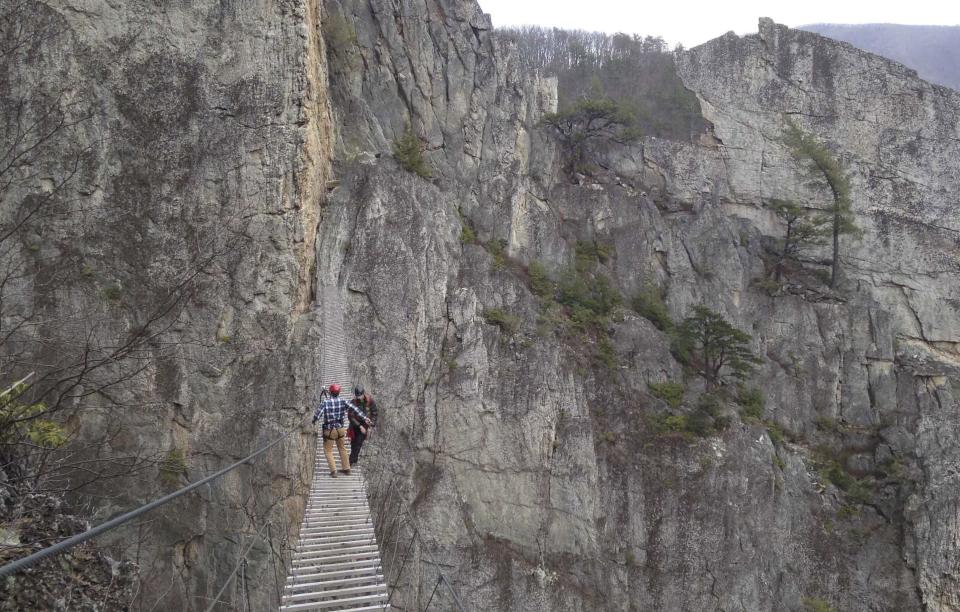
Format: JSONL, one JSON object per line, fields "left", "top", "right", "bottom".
{"left": 801, "top": 23, "right": 960, "bottom": 91}
{"left": 319, "top": 4, "right": 960, "bottom": 612}
{"left": 4, "top": 1, "right": 959, "bottom": 610}
{"left": 2, "top": 1, "right": 333, "bottom": 608}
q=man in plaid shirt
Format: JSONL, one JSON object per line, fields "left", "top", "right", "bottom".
{"left": 313, "top": 383, "right": 371, "bottom": 477}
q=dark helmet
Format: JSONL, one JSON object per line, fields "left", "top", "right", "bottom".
{"left": 353, "top": 386, "right": 365, "bottom": 397}
{"left": 329, "top": 384, "right": 341, "bottom": 396}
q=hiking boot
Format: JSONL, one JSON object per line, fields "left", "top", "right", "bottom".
{"left": 329, "top": 471, "right": 338, "bottom": 478}
{"left": 340, "top": 469, "right": 351, "bottom": 475}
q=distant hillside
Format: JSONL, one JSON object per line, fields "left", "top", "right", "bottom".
{"left": 498, "top": 27, "right": 709, "bottom": 141}
{"left": 801, "top": 23, "right": 960, "bottom": 90}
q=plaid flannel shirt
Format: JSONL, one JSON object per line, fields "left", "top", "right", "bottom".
{"left": 313, "top": 396, "right": 366, "bottom": 430}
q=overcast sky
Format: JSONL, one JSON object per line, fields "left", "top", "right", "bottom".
{"left": 478, "top": 0, "right": 960, "bottom": 48}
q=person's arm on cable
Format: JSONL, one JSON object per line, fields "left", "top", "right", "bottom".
{"left": 312, "top": 385, "right": 331, "bottom": 424}
{"left": 312, "top": 395, "right": 327, "bottom": 424}
{"left": 347, "top": 400, "right": 372, "bottom": 426}
{"left": 368, "top": 398, "right": 378, "bottom": 426}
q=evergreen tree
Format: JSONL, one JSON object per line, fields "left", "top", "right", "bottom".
{"left": 677, "top": 306, "right": 760, "bottom": 388}
{"left": 769, "top": 199, "right": 828, "bottom": 281}
{"left": 783, "top": 118, "right": 861, "bottom": 287}
{"left": 393, "top": 123, "right": 431, "bottom": 179}
{"left": 543, "top": 97, "right": 640, "bottom": 174}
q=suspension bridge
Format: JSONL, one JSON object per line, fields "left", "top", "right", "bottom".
{"left": 0, "top": 285, "right": 465, "bottom": 611}
{"left": 280, "top": 287, "right": 389, "bottom": 610}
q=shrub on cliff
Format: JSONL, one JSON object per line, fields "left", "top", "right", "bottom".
{"left": 527, "top": 260, "right": 554, "bottom": 297}
{"left": 393, "top": 124, "right": 432, "bottom": 179}
{"left": 802, "top": 597, "right": 839, "bottom": 612}
{"left": 482, "top": 308, "right": 520, "bottom": 335}
{"left": 0, "top": 379, "right": 63, "bottom": 438}
{"left": 487, "top": 238, "right": 508, "bottom": 271}
{"left": 554, "top": 240, "right": 622, "bottom": 328}
{"left": 648, "top": 381, "right": 684, "bottom": 408}
{"left": 632, "top": 283, "right": 673, "bottom": 331}
{"left": 558, "top": 270, "right": 621, "bottom": 329}
{"left": 737, "top": 385, "right": 765, "bottom": 419}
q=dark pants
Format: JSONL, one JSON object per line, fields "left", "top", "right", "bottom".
{"left": 349, "top": 425, "right": 367, "bottom": 465}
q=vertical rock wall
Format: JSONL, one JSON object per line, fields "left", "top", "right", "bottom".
{"left": 2, "top": 0, "right": 334, "bottom": 608}
{"left": 5, "top": 0, "right": 959, "bottom": 609}
{"left": 318, "top": 4, "right": 959, "bottom": 611}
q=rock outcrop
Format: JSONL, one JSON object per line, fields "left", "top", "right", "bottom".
{"left": 2, "top": 0, "right": 334, "bottom": 608}
{"left": 801, "top": 23, "right": 960, "bottom": 91}
{"left": 320, "top": 5, "right": 960, "bottom": 612}
{"left": 3, "top": 0, "right": 959, "bottom": 610}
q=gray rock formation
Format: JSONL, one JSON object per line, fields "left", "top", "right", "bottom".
{"left": 1, "top": 0, "right": 333, "bottom": 608}
{"left": 801, "top": 23, "right": 960, "bottom": 91}
{"left": 3, "top": 0, "right": 959, "bottom": 610}
{"left": 320, "top": 6, "right": 960, "bottom": 612}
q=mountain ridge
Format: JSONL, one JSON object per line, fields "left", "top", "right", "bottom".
{"left": 800, "top": 23, "right": 960, "bottom": 90}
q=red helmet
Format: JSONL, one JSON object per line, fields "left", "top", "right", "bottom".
{"left": 329, "top": 384, "right": 341, "bottom": 395}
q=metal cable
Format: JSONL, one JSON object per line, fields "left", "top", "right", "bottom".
{"left": 362, "top": 452, "right": 467, "bottom": 611}
{"left": 0, "top": 428, "right": 297, "bottom": 578}
{"left": 424, "top": 573, "right": 442, "bottom": 610}
{"left": 267, "top": 522, "right": 282, "bottom": 604}
{"left": 410, "top": 524, "right": 466, "bottom": 612}
{"left": 438, "top": 573, "right": 467, "bottom": 611}
{"left": 385, "top": 515, "right": 416, "bottom": 607}
{"left": 242, "top": 558, "right": 251, "bottom": 612}
{"left": 204, "top": 520, "right": 271, "bottom": 612}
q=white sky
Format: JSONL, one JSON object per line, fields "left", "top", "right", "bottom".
{"left": 478, "top": 0, "right": 960, "bottom": 48}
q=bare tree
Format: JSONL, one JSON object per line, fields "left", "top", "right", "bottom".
{"left": 0, "top": 0, "right": 250, "bottom": 507}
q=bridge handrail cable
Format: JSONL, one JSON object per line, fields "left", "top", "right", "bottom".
{"left": 363, "top": 451, "right": 467, "bottom": 612}
{"left": 0, "top": 426, "right": 298, "bottom": 579}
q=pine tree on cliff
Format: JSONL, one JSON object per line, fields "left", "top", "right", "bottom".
{"left": 393, "top": 123, "right": 432, "bottom": 179}
{"left": 542, "top": 96, "right": 641, "bottom": 174}
{"left": 769, "top": 199, "right": 828, "bottom": 281}
{"left": 674, "top": 306, "right": 760, "bottom": 389}
{"left": 783, "top": 118, "right": 861, "bottom": 288}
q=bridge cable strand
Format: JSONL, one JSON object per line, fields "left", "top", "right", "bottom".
{"left": 0, "top": 428, "right": 297, "bottom": 579}
{"left": 410, "top": 523, "right": 467, "bottom": 612}
{"left": 204, "top": 519, "right": 272, "bottom": 612}
{"left": 364, "top": 464, "right": 466, "bottom": 610}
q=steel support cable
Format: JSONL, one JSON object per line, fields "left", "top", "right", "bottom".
{"left": 424, "top": 573, "right": 442, "bottom": 610}
{"left": 267, "top": 522, "right": 283, "bottom": 604}
{"left": 438, "top": 573, "right": 467, "bottom": 611}
{"left": 385, "top": 515, "right": 416, "bottom": 608}
{"left": 362, "top": 454, "right": 466, "bottom": 612}
{"left": 0, "top": 427, "right": 298, "bottom": 578}
{"left": 203, "top": 519, "right": 271, "bottom": 612}
{"left": 410, "top": 524, "right": 467, "bottom": 612}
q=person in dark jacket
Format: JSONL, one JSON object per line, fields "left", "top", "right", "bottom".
{"left": 313, "top": 383, "right": 370, "bottom": 477}
{"left": 348, "top": 386, "right": 377, "bottom": 466}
